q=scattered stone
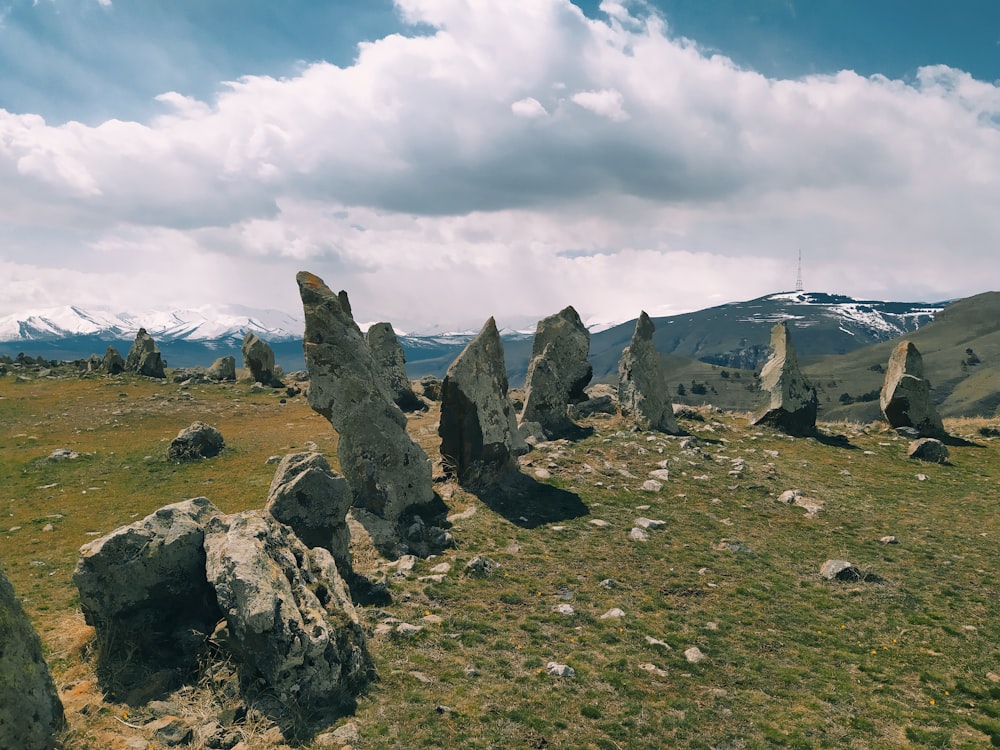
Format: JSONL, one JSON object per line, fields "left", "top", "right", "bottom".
{"left": 879, "top": 536, "right": 899, "bottom": 545}
{"left": 395, "top": 623, "right": 424, "bottom": 638}
{"left": 430, "top": 562, "right": 452, "bottom": 574}
{"left": 684, "top": 646, "right": 707, "bottom": 664}
{"left": 520, "top": 306, "right": 592, "bottom": 438}
{"left": 635, "top": 517, "right": 666, "bottom": 530}
{"left": 916, "top": 473, "right": 929, "bottom": 481}
{"left": 546, "top": 662, "right": 575, "bottom": 678}
{"left": 241, "top": 332, "right": 282, "bottom": 387}
{"left": 315, "top": 721, "right": 360, "bottom": 747}
{"left": 464, "top": 556, "right": 498, "bottom": 576}
{"left": 599, "top": 608, "right": 625, "bottom": 620}
{"left": 639, "top": 662, "right": 669, "bottom": 677}
{"left": 644, "top": 636, "right": 672, "bottom": 649}
{"left": 47, "top": 448, "right": 79, "bottom": 461}
{"left": 147, "top": 716, "right": 192, "bottom": 747}
{"left": 206, "top": 356, "right": 236, "bottom": 382}
{"left": 705, "top": 621, "right": 718, "bottom": 631}
{"left": 439, "top": 317, "right": 527, "bottom": 490}
{"left": 42, "top": 523, "right": 54, "bottom": 532}
{"left": 297, "top": 272, "right": 434, "bottom": 535}
{"left": 617, "top": 312, "right": 683, "bottom": 434}
{"left": 125, "top": 328, "right": 166, "bottom": 378}
{"left": 648, "top": 469, "right": 671, "bottom": 482}
{"left": 168, "top": 421, "right": 225, "bottom": 461}
{"left": 640, "top": 479, "right": 663, "bottom": 492}
{"left": 204, "top": 510, "right": 373, "bottom": 710}
{"left": 599, "top": 578, "right": 617, "bottom": 589}
{"left": 366, "top": 322, "right": 424, "bottom": 411}
{"left": 554, "top": 603, "right": 575, "bottom": 616}
{"left": 265, "top": 452, "right": 352, "bottom": 563}
{"left": 820, "top": 559, "right": 862, "bottom": 581}
{"left": 628, "top": 527, "right": 651, "bottom": 542}
{"left": 751, "top": 322, "right": 817, "bottom": 436}
{"left": 568, "top": 394, "right": 617, "bottom": 419}
{"left": 776, "top": 489, "right": 823, "bottom": 518}
{"left": 0, "top": 566, "right": 65, "bottom": 750}
{"left": 880, "top": 341, "right": 947, "bottom": 438}
{"left": 589, "top": 519, "right": 611, "bottom": 528}
{"left": 908, "top": 438, "right": 950, "bottom": 464}
{"left": 413, "top": 375, "right": 442, "bottom": 402}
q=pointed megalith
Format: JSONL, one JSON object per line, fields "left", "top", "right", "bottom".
{"left": 618, "top": 312, "right": 682, "bottom": 434}
{"left": 440, "top": 317, "right": 527, "bottom": 490}
{"left": 102, "top": 345, "right": 125, "bottom": 375}
{"left": 751, "top": 322, "right": 818, "bottom": 436}
{"left": 125, "top": 328, "right": 166, "bottom": 378}
{"left": 296, "top": 271, "right": 434, "bottom": 528}
{"left": 880, "top": 340, "right": 946, "bottom": 438}
{"left": 520, "top": 306, "right": 593, "bottom": 438}
{"left": 366, "top": 322, "right": 423, "bottom": 412}
{"left": 241, "top": 332, "right": 281, "bottom": 386}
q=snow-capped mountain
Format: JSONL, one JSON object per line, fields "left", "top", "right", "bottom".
{"left": 0, "top": 304, "right": 303, "bottom": 344}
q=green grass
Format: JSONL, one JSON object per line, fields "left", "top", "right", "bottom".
{"left": 3, "top": 370, "right": 1000, "bottom": 747}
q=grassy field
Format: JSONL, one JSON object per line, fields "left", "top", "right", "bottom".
{"left": 2, "top": 369, "right": 1000, "bottom": 748}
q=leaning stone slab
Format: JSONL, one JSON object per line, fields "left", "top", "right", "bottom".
{"left": 204, "top": 510, "right": 373, "bottom": 710}
{"left": 296, "top": 271, "right": 434, "bottom": 528}
{"left": 0, "top": 566, "right": 65, "bottom": 750}
{"left": 73, "top": 497, "right": 224, "bottom": 676}
{"left": 439, "top": 317, "right": 527, "bottom": 490}
{"left": 751, "top": 322, "right": 817, "bottom": 436}
{"left": 618, "top": 312, "right": 682, "bottom": 434}
{"left": 242, "top": 332, "right": 281, "bottom": 387}
{"left": 880, "top": 341, "right": 946, "bottom": 438}
{"left": 366, "top": 322, "right": 423, "bottom": 411}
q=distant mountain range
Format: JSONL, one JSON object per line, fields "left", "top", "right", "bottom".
{"left": 0, "top": 292, "right": 947, "bottom": 381}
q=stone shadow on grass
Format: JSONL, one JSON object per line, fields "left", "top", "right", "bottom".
{"left": 473, "top": 472, "right": 589, "bottom": 529}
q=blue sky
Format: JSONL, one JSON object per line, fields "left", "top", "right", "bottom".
{"left": 2, "top": 0, "right": 1000, "bottom": 331}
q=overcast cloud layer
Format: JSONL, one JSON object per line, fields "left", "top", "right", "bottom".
{"left": 2, "top": 0, "right": 999, "bottom": 332}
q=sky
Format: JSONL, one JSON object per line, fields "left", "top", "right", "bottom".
{"left": 2, "top": 0, "right": 1000, "bottom": 333}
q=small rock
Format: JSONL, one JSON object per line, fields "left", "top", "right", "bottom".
{"left": 315, "top": 721, "right": 360, "bottom": 747}
{"left": 534, "top": 468, "right": 552, "bottom": 480}
{"left": 430, "top": 562, "right": 451, "bottom": 574}
{"left": 599, "top": 608, "right": 625, "bottom": 620}
{"left": 879, "top": 536, "right": 899, "bottom": 545}
{"left": 598, "top": 579, "right": 617, "bottom": 589}
{"left": 553, "top": 603, "right": 575, "bottom": 616}
{"left": 635, "top": 517, "right": 666, "bottom": 530}
{"left": 684, "top": 647, "right": 707, "bottom": 664}
{"left": 47, "top": 448, "right": 79, "bottom": 461}
{"left": 464, "top": 556, "right": 498, "bottom": 576}
{"left": 705, "top": 621, "right": 718, "bottom": 631}
{"left": 41, "top": 523, "right": 54, "bottom": 532}
{"left": 908, "top": 438, "right": 949, "bottom": 464}
{"left": 265, "top": 455, "right": 282, "bottom": 464}
{"left": 396, "top": 623, "right": 424, "bottom": 638}
{"left": 546, "top": 662, "right": 575, "bottom": 678}
{"left": 421, "top": 614, "right": 443, "bottom": 625}
{"left": 147, "top": 716, "right": 193, "bottom": 747}
{"left": 820, "top": 559, "right": 862, "bottom": 581}
{"left": 417, "top": 574, "right": 446, "bottom": 583}
{"left": 589, "top": 519, "right": 611, "bottom": 528}
{"left": 628, "top": 527, "right": 650, "bottom": 542}
{"left": 639, "top": 662, "right": 668, "bottom": 677}
{"left": 648, "top": 469, "right": 670, "bottom": 481}
{"left": 640, "top": 480, "right": 663, "bottom": 492}
{"left": 645, "top": 636, "right": 671, "bottom": 649}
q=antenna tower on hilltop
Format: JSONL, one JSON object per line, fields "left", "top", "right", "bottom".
{"left": 795, "top": 250, "right": 804, "bottom": 292}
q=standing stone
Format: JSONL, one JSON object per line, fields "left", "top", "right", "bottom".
{"left": 207, "top": 355, "right": 236, "bottom": 382}
{"left": 366, "top": 322, "right": 423, "bottom": 411}
{"left": 241, "top": 332, "right": 280, "bottom": 386}
{"left": 296, "top": 271, "right": 434, "bottom": 526}
{"left": 751, "top": 322, "right": 817, "bottom": 435}
{"left": 265, "top": 452, "right": 352, "bottom": 564}
{"left": 880, "top": 341, "right": 947, "bottom": 438}
{"left": 520, "top": 306, "right": 592, "bottom": 438}
{"left": 86, "top": 353, "right": 103, "bottom": 373}
{"left": 204, "top": 510, "right": 373, "bottom": 710}
{"left": 439, "top": 317, "right": 527, "bottom": 490}
{"left": 102, "top": 345, "right": 125, "bottom": 375}
{"left": 0, "top": 566, "right": 65, "bottom": 750}
{"left": 73, "top": 498, "right": 224, "bottom": 680}
{"left": 618, "top": 312, "right": 682, "bottom": 434}
{"left": 125, "top": 328, "right": 166, "bottom": 378}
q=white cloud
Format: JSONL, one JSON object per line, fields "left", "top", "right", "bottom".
{"left": 2, "top": 0, "right": 1000, "bottom": 330}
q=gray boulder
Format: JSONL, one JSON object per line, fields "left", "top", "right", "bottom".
{"left": 439, "top": 317, "right": 527, "bottom": 490}
{"left": 241, "top": 332, "right": 281, "bottom": 387}
{"left": 366, "top": 322, "right": 423, "bottom": 411}
{"left": 207, "top": 355, "right": 236, "bottom": 382}
{"left": 204, "top": 510, "right": 373, "bottom": 710}
{"left": 520, "top": 306, "right": 592, "bottom": 438}
{"left": 880, "top": 341, "right": 947, "bottom": 438}
{"left": 125, "top": 328, "right": 165, "bottom": 378}
{"left": 168, "top": 421, "right": 225, "bottom": 461}
{"left": 86, "top": 353, "right": 103, "bottom": 373}
{"left": 265, "top": 452, "right": 352, "bottom": 564}
{"left": 102, "top": 345, "right": 125, "bottom": 375}
{"left": 296, "top": 271, "right": 434, "bottom": 528}
{"left": 617, "top": 312, "right": 682, "bottom": 434}
{"left": 908, "top": 437, "right": 950, "bottom": 463}
{"left": 751, "top": 322, "right": 817, "bottom": 435}
{"left": 0, "top": 566, "right": 65, "bottom": 750}
{"left": 414, "top": 375, "right": 442, "bottom": 402}
{"left": 73, "top": 498, "right": 224, "bottom": 678}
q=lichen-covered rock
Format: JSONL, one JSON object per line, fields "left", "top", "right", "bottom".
{"left": 439, "top": 317, "right": 527, "bottom": 490}
{"left": 880, "top": 341, "right": 947, "bottom": 438}
{"left": 204, "top": 510, "right": 373, "bottom": 710}
{"left": 751, "top": 322, "right": 817, "bottom": 436}
{"left": 125, "top": 328, "right": 165, "bottom": 378}
{"left": 296, "top": 271, "right": 434, "bottom": 527}
{"left": 168, "top": 421, "right": 225, "bottom": 461}
{"left": 520, "top": 306, "right": 592, "bottom": 438}
{"left": 908, "top": 437, "right": 950, "bottom": 464}
{"left": 0, "top": 566, "right": 65, "bottom": 750}
{"left": 265, "top": 452, "right": 352, "bottom": 563}
{"left": 241, "top": 333, "right": 281, "bottom": 386}
{"left": 73, "top": 498, "right": 224, "bottom": 677}
{"left": 366, "top": 322, "right": 423, "bottom": 411}
{"left": 102, "top": 345, "right": 125, "bottom": 375}
{"left": 207, "top": 355, "right": 236, "bottom": 382}
{"left": 618, "top": 312, "right": 682, "bottom": 434}
{"left": 414, "top": 375, "right": 442, "bottom": 402}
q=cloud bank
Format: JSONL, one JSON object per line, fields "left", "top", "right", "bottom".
{"left": 1, "top": 0, "right": 999, "bottom": 331}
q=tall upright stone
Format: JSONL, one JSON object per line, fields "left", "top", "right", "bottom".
{"left": 366, "top": 322, "right": 423, "bottom": 411}
{"left": 520, "top": 306, "right": 592, "bottom": 438}
{"left": 440, "top": 317, "right": 527, "bottom": 490}
{"left": 102, "top": 345, "right": 125, "bottom": 374}
{"left": 125, "top": 328, "right": 166, "bottom": 378}
{"left": 751, "top": 322, "right": 818, "bottom": 436}
{"left": 296, "top": 271, "right": 434, "bottom": 527}
{"left": 880, "top": 341, "right": 946, "bottom": 438}
{"left": 0, "top": 567, "right": 65, "bottom": 750}
{"left": 618, "top": 312, "right": 682, "bottom": 434}
{"left": 241, "top": 332, "right": 280, "bottom": 386}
